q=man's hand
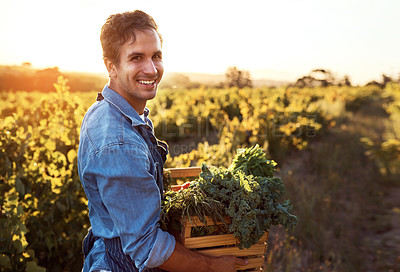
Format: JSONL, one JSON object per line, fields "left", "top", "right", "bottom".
{"left": 159, "top": 242, "right": 248, "bottom": 272}
{"left": 209, "top": 255, "right": 249, "bottom": 272}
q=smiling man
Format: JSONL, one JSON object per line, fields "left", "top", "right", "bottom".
{"left": 78, "top": 10, "right": 248, "bottom": 272}
{"left": 104, "top": 26, "right": 163, "bottom": 114}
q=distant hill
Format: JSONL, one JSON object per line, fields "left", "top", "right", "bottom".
{"left": 161, "top": 72, "right": 290, "bottom": 88}
{"left": 0, "top": 65, "right": 289, "bottom": 92}
{"left": 0, "top": 65, "right": 108, "bottom": 92}
{"left": 187, "top": 72, "right": 290, "bottom": 87}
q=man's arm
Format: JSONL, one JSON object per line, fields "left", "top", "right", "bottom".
{"left": 83, "top": 144, "right": 176, "bottom": 270}
{"left": 159, "top": 241, "right": 248, "bottom": 272}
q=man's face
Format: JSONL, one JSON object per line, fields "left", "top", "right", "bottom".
{"left": 107, "top": 29, "right": 163, "bottom": 113}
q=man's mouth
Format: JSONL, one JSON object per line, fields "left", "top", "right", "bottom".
{"left": 138, "top": 80, "right": 156, "bottom": 85}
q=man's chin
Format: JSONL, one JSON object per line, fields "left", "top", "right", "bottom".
{"left": 144, "top": 90, "right": 158, "bottom": 100}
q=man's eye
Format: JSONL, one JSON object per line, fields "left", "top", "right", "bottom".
{"left": 153, "top": 54, "right": 162, "bottom": 60}
{"left": 131, "top": 56, "right": 142, "bottom": 60}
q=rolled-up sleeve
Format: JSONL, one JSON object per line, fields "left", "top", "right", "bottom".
{"left": 84, "top": 143, "right": 175, "bottom": 271}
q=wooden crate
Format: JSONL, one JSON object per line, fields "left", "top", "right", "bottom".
{"left": 164, "top": 167, "right": 269, "bottom": 271}
{"left": 165, "top": 166, "right": 202, "bottom": 179}
{"left": 165, "top": 166, "right": 201, "bottom": 191}
{"left": 181, "top": 216, "right": 268, "bottom": 271}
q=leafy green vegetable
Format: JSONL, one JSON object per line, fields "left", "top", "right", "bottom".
{"left": 161, "top": 145, "right": 297, "bottom": 249}
{"left": 160, "top": 185, "right": 226, "bottom": 232}
{"left": 229, "top": 144, "right": 277, "bottom": 178}
{"left": 196, "top": 163, "right": 297, "bottom": 249}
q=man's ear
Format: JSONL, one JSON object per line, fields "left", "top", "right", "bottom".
{"left": 104, "top": 58, "right": 117, "bottom": 78}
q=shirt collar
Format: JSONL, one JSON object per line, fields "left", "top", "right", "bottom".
{"left": 101, "top": 85, "right": 150, "bottom": 127}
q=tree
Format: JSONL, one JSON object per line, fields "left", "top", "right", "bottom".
{"left": 293, "top": 68, "right": 352, "bottom": 88}
{"left": 341, "top": 75, "right": 352, "bottom": 87}
{"left": 225, "top": 66, "right": 252, "bottom": 88}
{"left": 382, "top": 74, "right": 393, "bottom": 86}
{"left": 366, "top": 74, "right": 393, "bottom": 88}
{"left": 309, "top": 69, "right": 336, "bottom": 87}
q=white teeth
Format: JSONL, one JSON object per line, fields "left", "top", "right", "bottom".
{"left": 138, "top": 80, "right": 156, "bottom": 85}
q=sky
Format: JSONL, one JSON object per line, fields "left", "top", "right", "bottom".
{"left": 0, "top": 0, "right": 399, "bottom": 85}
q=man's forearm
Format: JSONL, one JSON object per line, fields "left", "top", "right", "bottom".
{"left": 158, "top": 241, "right": 248, "bottom": 272}
{"left": 159, "top": 242, "right": 212, "bottom": 272}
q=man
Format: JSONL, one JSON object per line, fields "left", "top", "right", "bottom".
{"left": 78, "top": 10, "right": 248, "bottom": 272}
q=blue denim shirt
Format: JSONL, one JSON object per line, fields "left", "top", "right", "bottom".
{"left": 78, "top": 85, "right": 176, "bottom": 271}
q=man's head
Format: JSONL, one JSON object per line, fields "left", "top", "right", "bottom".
{"left": 100, "top": 10, "right": 164, "bottom": 114}
{"left": 100, "top": 10, "right": 162, "bottom": 66}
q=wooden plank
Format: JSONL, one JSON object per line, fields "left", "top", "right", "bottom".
{"left": 184, "top": 234, "right": 237, "bottom": 249}
{"left": 183, "top": 216, "right": 231, "bottom": 227}
{"left": 235, "top": 257, "right": 264, "bottom": 270}
{"left": 196, "top": 243, "right": 266, "bottom": 257}
{"left": 183, "top": 226, "right": 192, "bottom": 238}
{"left": 184, "top": 233, "right": 268, "bottom": 250}
{"left": 164, "top": 167, "right": 202, "bottom": 178}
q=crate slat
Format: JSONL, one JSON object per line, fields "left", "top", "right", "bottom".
{"left": 185, "top": 232, "right": 268, "bottom": 249}
{"left": 196, "top": 242, "right": 266, "bottom": 257}
{"left": 184, "top": 234, "right": 237, "bottom": 249}
{"left": 165, "top": 167, "right": 201, "bottom": 178}
{"left": 183, "top": 216, "right": 231, "bottom": 227}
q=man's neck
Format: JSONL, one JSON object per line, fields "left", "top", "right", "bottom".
{"left": 107, "top": 83, "right": 146, "bottom": 115}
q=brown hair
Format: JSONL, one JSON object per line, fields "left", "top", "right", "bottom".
{"left": 100, "top": 10, "right": 162, "bottom": 65}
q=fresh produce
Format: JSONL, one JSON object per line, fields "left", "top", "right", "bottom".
{"left": 228, "top": 144, "right": 277, "bottom": 178}
{"left": 160, "top": 145, "right": 297, "bottom": 249}
{"left": 160, "top": 184, "right": 226, "bottom": 234}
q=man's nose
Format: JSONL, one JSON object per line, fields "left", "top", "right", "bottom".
{"left": 143, "top": 59, "right": 157, "bottom": 75}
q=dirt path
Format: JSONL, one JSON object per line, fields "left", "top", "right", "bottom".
{"left": 266, "top": 99, "right": 400, "bottom": 271}
{"left": 363, "top": 186, "right": 400, "bottom": 271}
{"left": 350, "top": 102, "right": 400, "bottom": 271}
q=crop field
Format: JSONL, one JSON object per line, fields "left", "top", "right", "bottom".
{"left": 1, "top": 77, "right": 399, "bottom": 271}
